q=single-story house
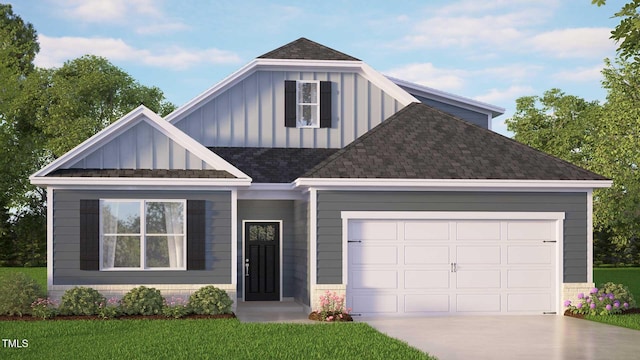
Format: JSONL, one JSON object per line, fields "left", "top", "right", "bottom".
{"left": 31, "top": 38, "right": 611, "bottom": 316}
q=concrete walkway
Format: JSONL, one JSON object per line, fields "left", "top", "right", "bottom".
{"left": 363, "top": 315, "right": 640, "bottom": 360}
{"left": 235, "top": 301, "right": 314, "bottom": 323}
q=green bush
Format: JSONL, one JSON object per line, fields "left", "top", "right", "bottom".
{"left": 189, "top": 286, "right": 233, "bottom": 315}
{"left": 59, "top": 287, "right": 106, "bottom": 316}
{"left": 600, "top": 282, "right": 636, "bottom": 308}
{"left": 162, "top": 296, "right": 192, "bottom": 318}
{"left": 120, "top": 286, "right": 164, "bottom": 315}
{"left": 0, "top": 272, "right": 45, "bottom": 316}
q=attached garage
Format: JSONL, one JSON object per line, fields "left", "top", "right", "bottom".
{"left": 344, "top": 212, "right": 563, "bottom": 316}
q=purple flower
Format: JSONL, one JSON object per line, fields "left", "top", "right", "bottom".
{"left": 590, "top": 287, "right": 599, "bottom": 294}
{"left": 577, "top": 293, "right": 584, "bottom": 299}
{"left": 599, "top": 297, "right": 604, "bottom": 301}
{"left": 609, "top": 294, "right": 615, "bottom": 300}
{"left": 606, "top": 304, "right": 612, "bottom": 311}
{"left": 576, "top": 303, "right": 583, "bottom": 309}
{"left": 590, "top": 303, "right": 596, "bottom": 309}
{"left": 564, "top": 300, "right": 572, "bottom": 307}
{"left": 624, "top": 303, "right": 629, "bottom": 308}
{"left": 614, "top": 302, "right": 620, "bottom": 308}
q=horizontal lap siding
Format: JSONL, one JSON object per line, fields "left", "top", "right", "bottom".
{"left": 316, "top": 191, "right": 587, "bottom": 284}
{"left": 293, "top": 199, "right": 309, "bottom": 305}
{"left": 53, "top": 190, "right": 231, "bottom": 285}
{"left": 236, "top": 200, "right": 294, "bottom": 299}
{"left": 411, "top": 94, "right": 490, "bottom": 129}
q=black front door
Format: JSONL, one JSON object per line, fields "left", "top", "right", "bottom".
{"left": 244, "top": 222, "right": 280, "bottom": 301}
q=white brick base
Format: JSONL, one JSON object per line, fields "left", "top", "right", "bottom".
{"left": 48, "top": 284, "right": 238, "bottom": 312}
{"left": 310, "top": 284, "right": 346, "bottom": 312}
{"left": 562, "top": 282, "right": 595, "bottom": 309}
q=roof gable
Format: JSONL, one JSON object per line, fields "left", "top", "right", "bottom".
{"left": 258, "top": 37, "right": 360, "bottom": 61}
{"left": 303, "top": 103, "right": 608, "bottom": 181}
{"left": 31, "top": 105, "right": 249, "bottom": 183}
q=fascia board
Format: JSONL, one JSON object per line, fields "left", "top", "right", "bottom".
{"left": 30, "top": 177, "right": 252, "bottom": 187}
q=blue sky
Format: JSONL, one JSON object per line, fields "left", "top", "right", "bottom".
{"left": 10, "top": 0, "right": 622, "bottom": 135}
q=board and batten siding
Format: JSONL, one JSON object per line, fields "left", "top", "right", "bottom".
{"left": 52, "top": 189, "right": 232, "bottom": 285}
{"left": 173, "top": 70, "right": 402, "bottom": 149}
{"left": 315, "top": 191, "right": 588, "bottom": 284}
{"left": 411, "top": 94, "right": 490, "bottom": 129}
{"left": 236, "top": 200, "right": 294, "bottom": 299}
{"left": 68, "top": 121, "right": 212, "bottom": 170}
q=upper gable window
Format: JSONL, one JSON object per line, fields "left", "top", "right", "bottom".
{"left": 285, "top": 80, "right": 332, "bottom": 128}
{"left": 297, "top": 81, "right": 320, "bottom": 128}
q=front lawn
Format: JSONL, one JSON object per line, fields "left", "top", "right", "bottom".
{"left": 593, "top": 267, "right": 640, "bottom": 297}
{"left": 0, "top": 319, "right": 434, "bottom": 360}
{"left": 0, "top": 267, "right": 46, "bottom": 291}
{"left": 585, "top": 314, "right": 640, "bottom": 331}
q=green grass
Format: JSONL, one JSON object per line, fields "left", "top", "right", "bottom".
{"left": 585, "top": 314, "right": 640, "bottom": 330}
{"left": 0, "top": 267, "right": 46, "bottom": 291}
{"left": 593, "top": 267, "right": 640, "bottom": 297}
{"left": 0, "top": 319, "right": 434, "bottom": 360}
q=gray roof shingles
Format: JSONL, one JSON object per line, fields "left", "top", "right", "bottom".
{"left": 258, "top": 37, "right": 360, "bottom": 61}
{"left": 48, "top": 169, "right": 236, "bottom": 178}
{"left": 303, "top": 103, "right": 608, "bottom": 181}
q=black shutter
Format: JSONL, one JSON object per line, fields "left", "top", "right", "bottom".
{"left": 320, "top": 81, "right": 332, "bottom": 128}
{"left": 187, "top": 200, "right": 206, "bottom": 270}
{"left": 80, "top": 199, "right": 100, "bottom": 270}
{"left": 284, "top": 80, "right": 297, "bottom": 127}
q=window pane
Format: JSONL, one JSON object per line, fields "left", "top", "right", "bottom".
{"left": 146, "top": 202, "right": 184, "bottom": 234}
{"left": 248, "top": 224, "right": 277, "bottom": 241}
{"left": 146, "top": 235, "right": 184, "bottom": 268}
{"left": 103, "top": 236, "right": 140, "bottom": 268}
{"left": 297, "top": 105, "right": 318, "bottom": 127}
{"left": 298, "top": 82, "right": 317, "bottom": 104}
{"left": 102, "top": 201, "right": 140, "bottom": 234}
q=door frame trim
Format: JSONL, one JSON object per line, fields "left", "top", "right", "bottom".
{"left": 241, "top": 220, "right": 283, "bottom": 302}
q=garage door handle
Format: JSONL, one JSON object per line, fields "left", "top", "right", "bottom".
{"left": 451, "top": 263, "right": 457, "bottom": 273}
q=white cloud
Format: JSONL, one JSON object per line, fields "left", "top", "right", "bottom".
{"left": 553, "top": 65, "right": 604, "bottom": 82}
{"left": 384, "top": 63, "right": 467, "bottom": 91}
{"left": 474, "top": 85, "right": 535, "bottom": 104}
{"left": 136, "top": 22, "right": 191, "bottom": 35}
{"left": 528, "top": 28, "right": 615, "bottom": 59}
{"left": 56, "top": 0, "right": 162, "bottom": 23}
{"left": 35, "top": 35, "right": 241, "bottom": 70}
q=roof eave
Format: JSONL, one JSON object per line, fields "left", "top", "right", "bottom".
{"left": 30, "top": 176, "right": 252, "bottom": 188}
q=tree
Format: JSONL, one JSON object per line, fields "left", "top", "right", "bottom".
{"left": 592, "top": 0, "right": 640, "bottom": 61}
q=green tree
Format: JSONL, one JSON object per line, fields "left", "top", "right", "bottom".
{"left": 592, "top": 0, "right": 640, "bottom": 61}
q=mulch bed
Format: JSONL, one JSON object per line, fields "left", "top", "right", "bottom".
{"left": 0, "top": 313, "right": 236, "bottom": 321}
{"left": 564, "top": 308, "right": 640, "bottom": 319}
{"left": 308, "top": 311, "right": 353, "bottom": 322}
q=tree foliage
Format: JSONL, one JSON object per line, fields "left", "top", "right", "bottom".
{"left": 592, "top": 0, "right": 640, "bottom": 61}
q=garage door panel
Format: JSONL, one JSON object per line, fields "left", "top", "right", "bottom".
{"left": 352, "top": 246, "right": 397, "bottom": 265}
{"left": 352, "top": 294, "right": 398, "bottom": 313}
{"left": 508, "top": 270, "right": 552, "bottom": 288}
{"left": 405, "top": 294, "right": 449, "bottom": 312}
{"left": 507, "top": 294, "right": 552, "bottom": 312}
{"left": 351, "top": 270, "right": 397, "bottom": 289}
{"left": 457, "top": 246, "right": 500, "bottom": 264}
{"left": 404, "top": 221, "right": 449, "bottom": 240}
{"left": 405, "top": 245, "right": 449, "bottom": 265}
{"left": 405, "top": 270, "right": 449, "bottom": 289}
{"left": 456, "top": 221, "right": 500, "bottom": 240}
{"left": 457, "top": 270, "right": 501, "bottom": 289}
{"left": 349, "top": 221, "right": 397, "bottom": 241}
{"left": 507, "top": 221, "right": 554, "bottom": 241}
{"left": 508, "top": 246, "right": 553, "bottom": 264}
{"left": 457, "top": 294, "right": 501, "bottom": 312}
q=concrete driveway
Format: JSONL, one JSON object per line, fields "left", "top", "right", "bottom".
{"left": 363, "top": 315, "right": 639, "bottom": 360}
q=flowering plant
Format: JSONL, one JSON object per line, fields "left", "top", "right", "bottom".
{"left": 31, "top": 298, "right": 58, "bottom": 319}
{"left": 565, "top": 283, "right": 635, "bottom": 316}
{"left": 316, "top": 291, "right": 351, "bottom": 322}
{"left": 162, "top": 296, "right": 191, "bottom": 319}
{"left": 96, "top": 297, "right": 120, "bottom": 319}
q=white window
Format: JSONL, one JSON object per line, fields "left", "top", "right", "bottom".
{"left": 100, "top": 200, "right": 186, "bottom": 270}
{"left": 297, "top": 80, "right": 319, "bottom": 128}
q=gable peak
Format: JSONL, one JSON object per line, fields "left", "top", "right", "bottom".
{"left": 257, "top": 37, "right": 360, "bottom": 61}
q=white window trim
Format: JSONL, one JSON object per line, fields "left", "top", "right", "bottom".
{"left": 99, "top": 199, "right": 187, "bottom": 271}
{"left": 296, "top": 80, "right": 320, "bottom": 128}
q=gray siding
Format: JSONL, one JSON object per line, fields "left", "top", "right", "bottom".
{"left": 237, "top": 200, "right": 294, "bottom": 299}
{"left": 316, "top": 191, "right": 587, "bottom": 284}
{"left": 292, "top": 199, "right": 310, "bottom": 305}
{"left": 174, "top": 70, "right": 401, "bottom": 149}
{"left": 68, "top": 121, "right": 212, "bottom": 170}
{"left": 412, "top": 94, "right": 489, "bottom": 128}
{"left": 53, "top": 189, "right": 231, "bottom": 285}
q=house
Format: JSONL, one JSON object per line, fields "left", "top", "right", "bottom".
{"left": 30, "top": 38, "right": 611, "bottom": 316}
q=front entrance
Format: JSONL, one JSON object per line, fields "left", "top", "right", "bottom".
{"left": 244, "top": 221, "right": 281, "bottom": 301}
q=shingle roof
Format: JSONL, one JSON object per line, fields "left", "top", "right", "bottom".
{"left": 303, "top": 103, "right": 609, "bottom": 181}
{"left": 48, "top": 169, "right": 236, "bottom": 178}
{"left": 210, "top": 147, "right": 338, "bottom": 183}
{"left": 257, "top": 37, "right": 360, "bottom": 61}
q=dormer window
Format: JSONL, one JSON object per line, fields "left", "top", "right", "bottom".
{"left": 285, "top": 80, "right": 332, "bottom": 128}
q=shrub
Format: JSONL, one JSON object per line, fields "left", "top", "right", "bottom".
{"left": 31, "top": 298, "right": 58, "bottom": 319}
{"left": 120, "top": 286, "right": 164, "bottom": 315}
{"left": 315, "top": 290, "right": 351, "bottom": 322}
{"left": 58, "top": 287, "right": 106, "bottom": 316}
{"left": 96, "top": 297, "right": 120, "bottom": 319}
{"left": 162, "top": 296, "right": 192, "bottom": 319}
{"left": 0, "top": 272, "right": 45, "bottom": 316}
{"left": 565, "top": 283, "right": 635, "bottom": 316}
{"left": 189, "top": 286, "right": 233, "bottom": 315}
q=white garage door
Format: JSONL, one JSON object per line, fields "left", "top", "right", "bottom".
{"left": 346, "top": 214, "right": 559, "bottom": 316}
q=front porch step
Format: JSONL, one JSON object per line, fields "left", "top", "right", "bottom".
{"left": 236, "top": 300, "right": 307, "bottom": 313}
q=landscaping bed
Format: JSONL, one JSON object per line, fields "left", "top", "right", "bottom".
{"left": 0, "top": 313, "right": 235, "bottom": 321}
